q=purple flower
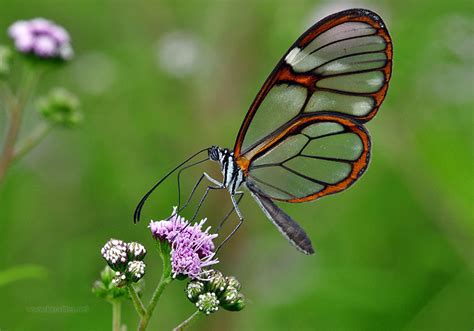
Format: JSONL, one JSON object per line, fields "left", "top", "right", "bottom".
{"left": 149, "top": 207, "right": 219, "bottom": 279}
{"left": 8, "top": 18, "right": 73, "bottom": 60}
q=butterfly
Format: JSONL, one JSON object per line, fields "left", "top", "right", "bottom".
{"left": 134, "top": 8, "right": 393, "bottom": 255}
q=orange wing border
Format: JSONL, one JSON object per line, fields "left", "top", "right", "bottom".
{"left": 233, "top": 8, "right": 392, "bottom": 158}
{"left": 238, "top": 113, "right": 371, "bottom": 203}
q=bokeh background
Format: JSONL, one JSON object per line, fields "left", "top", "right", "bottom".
{"left": 1, "top": 0, "right": 473, "bottom": 330}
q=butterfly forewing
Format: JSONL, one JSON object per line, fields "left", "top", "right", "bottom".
{"left": 234, "top": 9, "right": 391, "bottom": 203}
{"left": 234, "top": 8, "right": 392, "bottom": 157}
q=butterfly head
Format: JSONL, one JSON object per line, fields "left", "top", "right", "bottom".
{"left": 208, "top": 146, "right": 221, "bottom": 161}
{"left": 208, "top": 146, "right": 231, "bottom": 162}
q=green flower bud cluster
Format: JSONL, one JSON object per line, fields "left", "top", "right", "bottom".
{"left": 92, "top": 266, "right": 129, "bottom": 301}
{"left": 36, "top": 87, "right": 81, "bottom": 127}
{"left": 185, "top": 270, "right": 245, "bottom": 315}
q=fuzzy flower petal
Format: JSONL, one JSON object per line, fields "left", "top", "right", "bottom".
{"left": 8, "top": 21, "right": 30, "bottom": 38}
{"left": 149, "top": 207, "right": 219, "bottom": 279}
{"left": 33, "top": 35, "right": 57, "bottom": 57}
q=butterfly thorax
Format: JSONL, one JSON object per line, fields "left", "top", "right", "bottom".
{"left": 208, "top": 146, "right": 245, "bottom": 194}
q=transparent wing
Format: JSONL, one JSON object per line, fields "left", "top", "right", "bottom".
{"left": 244, "top": 115, "right": 370, "bottom": 202}
{"left": 234, "top": 8, "right": 392, "bottom": 157}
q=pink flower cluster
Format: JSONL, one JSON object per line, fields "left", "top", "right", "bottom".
{"left": 149, "top": 207, "right": 219, "bottom": 279}
{"left": 8, "top": 18, "right": 73, "bottom": 60}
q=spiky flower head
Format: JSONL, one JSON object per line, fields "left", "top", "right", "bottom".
{"left": 127, "top": 260, "right": 146, "bottom": 282}
{"left": 127, "top": 242, "right": 147, "bottom": 261}
{"left": 220, "top": 286, "right": 239, "bottom": 306}
{"left": 207, "top": 270, "right": 227, "bottom": 296}
{"left": 101, "top": 239, "right": 128, "bottom": 271}
{"left": 221, "top": 293, "right": 245, "bottom": 312}
{"left": 226, "top": 276, "right": 241, "bottom": 291}
{"left": 185, "top": 270, "right": 246, "bottom": 312}
{"left": 196, "top": 292, "right": 219, "bottom": 315}
{"left": 185, "top": 280, "right": 205, "bottom": 303}
{"left": 149, "top": 207, "right": 219, "bottom": 279}
{"left": 8, "top": 18, "right": 73, "bottom": 60}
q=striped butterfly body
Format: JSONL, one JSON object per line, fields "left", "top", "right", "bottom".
{"left": 135, "top": 8, "right": 392, "bottom": 255}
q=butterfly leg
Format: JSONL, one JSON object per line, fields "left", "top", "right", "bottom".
{"left": 175, "top": 158, "right": 208, "bottom": 212}
{"left": 162, "top": 172, "right": 206, "bottom": 223}
{"left": 177, "top": 172, "right": 206, "bottom": 215}
{"left": 216, "top": 192, "right": 244, "bottom": 232}
{"left": 171, "top": 172, "right": 223, "bottom": 240}
{"left": 190, "top": 172, "right": 224, "bottom": 222}
{"left": 216, "top": 192, "right": 245, "bottom": 251}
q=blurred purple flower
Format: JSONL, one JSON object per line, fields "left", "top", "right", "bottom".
{"left": 149, "top": 207, "right": 219, "bottom": 279}
{"left": 8, "top": 18, "right": 73, "bottom": 60}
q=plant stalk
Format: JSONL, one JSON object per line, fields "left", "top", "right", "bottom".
{"left": 0, "top": 94, "right": 22, "bottom": 183}
{"left": 13, "top": 122, "right": 53, "bottom": 161}
{"left": 137, "top": 242, "right": 173, "bottom": 331}
{"left": 127, "top": 284, "right": 146, "bottom": 318}
{"left": 111, "top": 300, "right": 121, "bottom": 331}
{"left": 0, "top": 68, "right": 40, "bottom": 184}
{"left": 173, "top": 310, "right": 202, "bottom": 331}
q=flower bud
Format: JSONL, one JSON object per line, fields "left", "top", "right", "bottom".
{"left": 221, "top": 293, "right": 245, "bottom": 312}
{"left": 185, "top": 280, "right": 205, "bottom": 303}
{"left": 207, "top": 270, "right": 226, "bottom": 296}
{"left": 126, "top": 260, "right": 146, "bottom": 282}
{"left": 225, "top": 276, "right": 241, "bottom": 291}
{"left": 92, "top": 266, "right": 128, "bottom": 300}
{"left": 220, "top": 286, "right": 239, "bottom": 305}
{"left": 127, "top": 242, "right": 146, "bottom": 261}
{"left": 101, "top": 239, "right": 128, "bottom": 271}
{"left": 195, "top": 292, "right": 219, "bottom": 315}
{"left": 112, "top": 271, "right": 127, "bottom": 287}
{"left": 37, "top": 88, "right": 81, "bottom": 127}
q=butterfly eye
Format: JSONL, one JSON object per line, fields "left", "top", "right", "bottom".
{"left": 208, "top": 146, "right": 220, "bottom": 161}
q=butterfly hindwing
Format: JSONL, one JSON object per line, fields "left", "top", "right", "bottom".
{"left": 244, "top": 114, "right": 370, "bottom": 202}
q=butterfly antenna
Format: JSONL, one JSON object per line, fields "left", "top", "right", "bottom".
{"left": 133, "top": 147, "right": 210, "bottom": 223}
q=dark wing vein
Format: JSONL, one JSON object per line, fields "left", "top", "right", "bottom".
{"left": 308, "top": 31, "right": 377, "bottom": 56}
{"left": 281, "top": 164, "right": 332, "bottom": 186}
{"left": 249, "top": 175, "right": 298, "bottom": 199}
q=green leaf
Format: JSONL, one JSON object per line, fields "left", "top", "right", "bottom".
{"left": 0, "top": 264, "right": 48, "bottom": 287}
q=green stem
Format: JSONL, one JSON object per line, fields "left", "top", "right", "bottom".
{"left": 138, "top": 242, "right": 173, "bottom": 331}
{"left": 127, "top": 284, "right": 146, "bottom": 318}
{"left": 111, "top": 300, "right": 121, "bottom": 331}
{"left": 13, "top": 122, "right": 53, "bottom": 161}
{"left": 173, "top": 310, "right": 202, "bottom": 331}
{"left": 0, "top": 93, "right": 22, "bottom": 184}
{"left": 0, "top": 83, "right": 14, "bottom": 113}
{"left": 0, "top": 68, "right": 41, "bottom": 184}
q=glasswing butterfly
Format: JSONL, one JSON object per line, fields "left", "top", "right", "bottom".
{"left": 134, "top": 8, "right": 393, "bottom": 255}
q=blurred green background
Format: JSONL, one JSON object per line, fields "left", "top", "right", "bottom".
{"left": 1, "top": 0, "right": 473, "bottom": 330}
